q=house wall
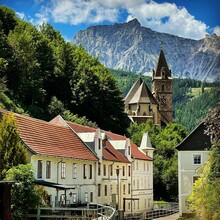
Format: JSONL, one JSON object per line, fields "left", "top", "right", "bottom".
{"left": 132, "top": 159, "right": 153, "bottom": 214}
{"left": 96, "top": 160, "right": 132, "bottom": 210}
{"left": 31, "top": 155, "right": 97, "bottom": 206}
{"left": 178, "top": 150, "right": 210, "bottom": 216}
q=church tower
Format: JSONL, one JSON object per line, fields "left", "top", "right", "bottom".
{"left": 152, "top": 49, "right": 172, "bottom": 124}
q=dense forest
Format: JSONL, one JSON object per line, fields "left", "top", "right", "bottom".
{"left": 110, "top": 69, "right": 220, "bottom": 131}
{"left": 0, "top": 6, "right": 129, "bottom": 134}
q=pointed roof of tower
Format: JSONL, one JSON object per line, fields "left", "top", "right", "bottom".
{"left": 124, "top": 78, "right": 143, "bottom": 106}
{"left": 155, "top": 49, "right": 171, "bottom": 77}
{"left": 129, "top": 82, "right": 158, "bottom": 104}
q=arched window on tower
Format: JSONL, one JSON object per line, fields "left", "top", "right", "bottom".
{"left": 161, "top": 84, "right": 165, "bottom": 92}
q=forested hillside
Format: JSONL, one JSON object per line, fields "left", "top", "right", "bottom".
{"left": 0, "top": 6, "right": 219, "bottom": 134}
{"left": 0, "top": 6, "right": 129, "bottom": 134}
{"left": 110, "top": 69, "right": 220, "bottom": 131}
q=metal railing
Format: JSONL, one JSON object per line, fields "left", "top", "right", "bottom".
{"left": 27, "top": 203, "right": 116, "bottom": 220}
{"left": 145, "top": 202, "right": 179, "bottom": 219}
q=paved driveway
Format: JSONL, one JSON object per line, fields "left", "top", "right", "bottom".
{"left": 154, "top": 213, "right": 179, "bottom": 220}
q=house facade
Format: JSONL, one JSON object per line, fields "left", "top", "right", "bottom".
{"left": 0, "top": 109, "right": 154, "bottom": 216}
{"left": 176, "top": 122, "right": 211, "bottom": 216}
{"left": 0, "top": 109, "right": 99, "bottom": 207}
{"left": 63, "top": 119, "right": 154, "bottom": 216}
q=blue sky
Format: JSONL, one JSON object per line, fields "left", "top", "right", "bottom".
{"left": 1, "top": 0, "right": 219, "bottom": 41}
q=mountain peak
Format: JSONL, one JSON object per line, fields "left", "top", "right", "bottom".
{"left": 72, "top": 21, "right": 220, "bottom": 82}
{"left": 127, "top": 18, "right": 141, "bottom": 28}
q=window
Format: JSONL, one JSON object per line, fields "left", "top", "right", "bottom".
{"left": 103, "top": 164, "right": 106, "bottom": 176}
{"left": 123, "top": 184, "right": 126, "bottom": 195}
{"left": 98, "top": 139, "right": 101, "bottom": 150}
{"left": 61, "top": 162, "right": 66, "bottom": 179}
{"left": 89, "top": 164, "right": 92, "bottom": 179}
{"left": 98, "top": 163, "right": 101, "bottom": 176}
{"left": 85, "top": 192, "right": 88, "bottom": 203}
{"left": 90, "top": 192, "right": 93, "bottom": 202}
{"left": 83, "top": 164, "right": 87, "bottom": 179}
{"left": 110, "top": 165, "right": 113, "bottom": 176}
{"left": 128, "top": 146, "right": 131, "bottom": 155}
{"left": 144, "top": 163, "right": 146, "bottom": 171}
{"left": 73, "top": 193, "right": 77, "bottom": 203}
{"left": 128, "top": 166, "right": 131, "bottom": 177}
{"left": 37, "top": 160, "right": 42, "bottom": 178}
{"left": 193, "top": 176, "right": 199, "bottom": 184}
{"left": 136, "top": 161, "right": 138, "bottom": 170}
{"left": 122, "top": 166, "right": 125, "bottom": 176}
{"left": 105, "top": 185, "right": 107, "bottom": 196}
{"left": 98, "top": 184, "right": 101, "bottom": 197}
{"left": 110, "top": 184, "right": 113, "bottom": 194}
{"left": 148, "top": 198, "right": 152, "bottom": 208}
{"left": 46, "top": 161, "right": 51, "bottom": 179}
{"left": 161, "top": 84, "right": 165, "bottom": 92}
{"left": 73, "top": 163, "right": 77, "bottom": 179}
{"left": 193, "top": 154, "right": 201, "bottom": 165}
{"left": 128, "top": 202, "right": 131, "bottom": 210}
{"left": 128, "top": 183, "right": 131, "bottom": 194}
{"left": 60, "top": 194, "right": 66, "bottom": 206}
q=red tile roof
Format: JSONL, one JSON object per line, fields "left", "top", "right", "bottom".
{"left": 0, "top": 109, "right": 98, "bottom": 161}
{"left": 131, "top": 143, "right": 152, "bottom": 161}
{"left": 67, "top": 121, "right": 97, "bottom": 133}
{"left": 103, "top": 140, "right": 130, "bottom": 163}
{"left": 105, "top": 131, "right": 126, "bottom": 140}
{"left": 65, "top": 118, "right": 151, "bottom": 161}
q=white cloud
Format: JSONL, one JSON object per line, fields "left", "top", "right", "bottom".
{"left": 126, "top": 1, "right": 208, "bottom": 39}
{"left": 16, "top": 11, "right": 26, "bottom": 20}
{"left": 34, "top": 0, "right": 209, "bottom": 39}
{"left": 214, "top": 26, "right": 220, "bottom": 36}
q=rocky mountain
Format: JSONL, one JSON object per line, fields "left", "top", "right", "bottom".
{"left": 72, "top": 19, "right": 220, "bottom": 82}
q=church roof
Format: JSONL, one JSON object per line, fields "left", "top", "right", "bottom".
{"left": 176, "top": 122, "right": 212, "bottom": 151}
{"left": 129, "top": 82, "right": 158, "bottom": 104}
{"left": 155, "top": 49, "right": 171, "bottom": 77}
{"left": 124, "top": 78, "right": 143, "bottom": 106}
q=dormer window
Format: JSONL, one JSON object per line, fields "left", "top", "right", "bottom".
{"left": 98, "top": 139, "right": 101, "bottom": 150}
{"left": 128, "top": 146, "right": 131, "bottom": 155}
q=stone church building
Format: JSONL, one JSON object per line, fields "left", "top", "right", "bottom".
{"left": 124, "top": 49, "right": 172, "bottom": 126}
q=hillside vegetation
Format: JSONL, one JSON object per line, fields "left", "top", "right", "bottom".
{"left": 0, "top": 6, "right": 219, "bottom": 134}
{"left": 0, "top": 6, "right": 129, "bottom": 134}
{"left": 110, "top": 69, "right": 220, "bottom": 131}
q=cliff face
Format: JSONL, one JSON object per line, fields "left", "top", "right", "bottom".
{"left": 72, "top": 19, "right": 220, "bottom": 82}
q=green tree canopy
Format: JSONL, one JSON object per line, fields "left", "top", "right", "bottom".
{"left": 0, "top": 113, "right": 27, "bottom": 180}
{"left": 6, "top": 164, "right": 48, "bottom": 219}
{"left": 128, "top": 120, "right": 188, "bottom": 201}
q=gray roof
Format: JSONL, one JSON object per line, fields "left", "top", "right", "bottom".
{"left": 176, "top": 122, "right": 212, "bottom": 151}
{"left": 124, "top": 78, "right": 158, "bottom": 105}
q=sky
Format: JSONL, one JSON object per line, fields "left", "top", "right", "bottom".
{"left": 1, "top": 0, "right": 220, "bottom": 41}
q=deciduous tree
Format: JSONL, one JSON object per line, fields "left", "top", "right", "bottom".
{"left": 0, "top": 113, "right": 27, "bottom": 179}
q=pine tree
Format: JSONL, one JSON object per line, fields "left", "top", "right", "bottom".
{"left": 0, "top": 113, "right": 27, "bottom": 179}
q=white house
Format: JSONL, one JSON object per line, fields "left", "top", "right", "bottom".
{"left": 0, "top": 109, "right": 154, "bottom": 217}
{"left": 65, "top": 120, "right": 154, "bottom": 216}
{"left": 0, "top": 109, "right": 99, "bottom": 207}
{"left": 176, "top": 122, "right": 212, "bottom": 217}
